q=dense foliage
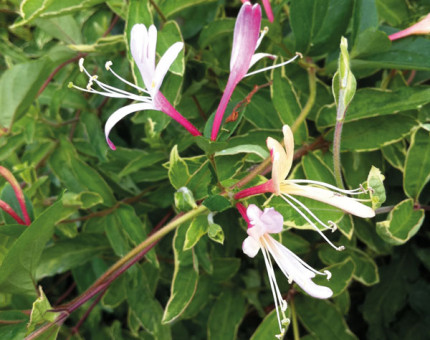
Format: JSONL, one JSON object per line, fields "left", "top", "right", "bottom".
{"left": 0, "top": 0, "right": 429, "bottom": 339}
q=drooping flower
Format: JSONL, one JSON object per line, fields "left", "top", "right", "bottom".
{"left": 70, "top": 24, "right": 201, "bottom": 150}
{"left": 235, "top": 125, "right": 375, "bottom": 250}
{"left": 241, "top": 0, "right": 274, "bottom": 22}
{"left": 238, "top": 203, "right": 332, "bottom": 339}
{"left": 210, "top": 2, "right": 299, "bottom": 141}
{"left": 389, "top": 13, "right": 430, "bottom": 41}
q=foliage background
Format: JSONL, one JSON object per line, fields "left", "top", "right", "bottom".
{"left": 0, "top": 0, "right": 430, "bottom": 339}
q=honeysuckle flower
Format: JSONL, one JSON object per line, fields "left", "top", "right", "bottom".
{"left": 70, "top": 24, "right": 201, "bottom": 150}
{"left": 235, "top": 125, "right": 375, "bottom": 250}
{"left": 389, "top": 13, "right": 430, "bottom": 41}
{"left": 241, "top": 0, "right": 274, "bottom": 22}
{"left": 238, "top": 203, "right": 332, "bottom": 339}
{"left": 210, "top": 1, "right": 299, "bottom": 141}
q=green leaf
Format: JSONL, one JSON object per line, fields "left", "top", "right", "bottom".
{"left": 381, "top": 140, "right": 406, "bottom": 171}
{"left": 11, "top": 0, "right": 106, "bottom": 28}
{"left": 36, "top": 234, "right": 109, "bottom": 280}
{"left": 162, "top": 222, "right": 199, "bottom": 323}
{"left": 271, "top": 65, "right": 308, "bottom": 143}
{"left": 350, "top": 0, "right": 379, "bottom": 44}
{"left": 27, "top": 286, "right": 60, "bottom": 336}
{"left": 208, "top": 289, "right": 246, "bottom": 340}
{"left": 332, "top": 37, "right": 357, "bottom": 114}
{"left": 316, "top": 87, "right": 430, "bottom": 128}
{"left": 208, "top": 223, "right": 225, "bottom": 245}
{"left": 404, "top": 128, "right": 430, "bottom": 199}
{"left": 319, "top": 245, "right": 379, "bottom": 286}
{"left": 375, "top": 0, "right": 408, "bottom": 26}
{"left": 0, "top": 58, "right": 51, "bottom": 129}
{"left": 198, "top": 18, "right": 234, "bottom": 48}
{"left": 0, "top": 311, "right": 28, "bottom": 339}
{"left": 203, "top": 195, "right": 231, "bottom": 212}
{"left": 167, "top": 145, "right": 190, "bottom": 190}
{"left": 184, "top": 215, "right": 209, "bottom": 250}
{"left": 181, "top": 275, "right": 212, "bottom": 319}
{"left": 62, "top": 191, "right": 103, "bottom": 210}
{"left": 350, "top": 29, "right": 390, "bottom": 59}
{"left": 313, "top": 258, "right": 355, "bottom": 297}
{"left": 49, "top": 138, "right": 116, "bottom": 207}
{"left": 367, "top": 166, "right": 386, "bottom": 209}
{"left": 215, "top": 144, "right": 269, "bottom": 160}
{"left": 290, "top": 0, "right": 354, "bottom": 56}
{"left": 0, "top": 199, "right": 76, "bottom": 295}
{"left": 376, "top": 199, "right": 425, "bottom": 245}
{"left": 157, "top": 21, "right": 185, "bottom": 76}
{"left": 334, "top": 114, "right": 416, "bottom": 152}
{"left": 211, "top": 258, "right": 240, "bottom": 282}
{"left": 127, "top": 266, "right": 171, "bottom": 339}
{"left": 296, "top": 295, "right": 358, "bottom": 340}
{"left": 302, "top": 152, "right": 336, "bottom": 185}
{"left": 250, "top": 308, "right": 290, "bottom": 340}
{"left": 160, "top": 0, "right": 217, "bottom": 18}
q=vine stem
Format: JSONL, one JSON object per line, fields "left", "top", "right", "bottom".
{"left": 290, "top": 296, "right": 300, "bottom": 340}
{"left": 332, "top": 118, "right": 344, "bottom": 189}
{"left": 291, "top": 63, "right": 316, "bottom": 134}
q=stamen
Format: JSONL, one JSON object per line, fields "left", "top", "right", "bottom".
{"left": 288, "top": 180, "right": 367, "bottom": 196}
{"left": 327, "top": 221, "right": 337, "bottom": 233}
{"left": 105, "top": 61, "right": 113, "bottom": 70}
{"left": 324, "top": 270, "right": 332, "bottom": 280}
{"left": 256, "top": 26, "right": 269, "bottom": 49}
{"left": 280, "top": 195, "right": 344, "bottom": 251}
{"left": 106, "top": 62, "right": 150, "bottom": 94}
{"left": 244, "top": 54, "right": 300, "bottom": 78}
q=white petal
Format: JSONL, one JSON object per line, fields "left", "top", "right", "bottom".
{"left": 261, "top": 207, "right": 284, "bottom": 234}
{"left": 130, "top": 24, "right": 153, "bottom": 90}
{"left": 248, "top": 53, "right": 276, "bottom": 70}
{"left": 152, "top": 41, "right": 183, "bottom": 95}
{"left": 285, "top": 183, "right": 375, "bottom": 218}
{"left": 147, "top": 25, "right": 157, "bottom": 72}
{"left": 104, "top": 103, "right": 156, "bottom": 150}
{"left": 266, "top": 137, "right": 289, "bottom": 194}
{"left": 247, "top": 204, "right": 263, "bottom": 223}
{"left": 243, "top": 236, "right": 261, "bottom": 258}
{"left": 266, "top": 237, "right": 333, "bottom": 299}
{"left": 282, "top": 125, "right": 294, "bottom": 176}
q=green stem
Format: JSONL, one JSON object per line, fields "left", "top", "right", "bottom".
{"left": 333, "top": 118, "right": 345, "bottom": 189}
{"left": 291, "top": 65, "right": 316, "bottom": 133}
{"left": 290, "top": 296, "right": 300, "bottom": 340}
{"left": 89, "top": 205, "right": 207, "bottom": 289}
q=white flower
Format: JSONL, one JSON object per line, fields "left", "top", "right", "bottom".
{"left": 242, "top": 204, "right": 332, "bottom": 338}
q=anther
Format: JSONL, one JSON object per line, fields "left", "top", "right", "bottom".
{"left": 296, "top": 52, "right": 303, "bottom": 59}
{"left": 324, "top": 270, "right": 332, "bottom": 280}
{"left": 105, "top": 61, "right": 113, "bottom": 70}
{"left": 78, "top": 58, "right": 85, "bottom": 72}
{"left": 336, "top": 245, "right": 345, "bottom": 251}
{"left": 68, "top": 82, "right": 74, "bottom": 88}
{"left": 280, "top": 300, "right": 288, "bottom": 312}
{"left": 328, "top": 221, "right": 337, "bottom": 232}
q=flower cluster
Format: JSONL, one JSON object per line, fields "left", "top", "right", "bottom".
{"left": 70, "top": 2, "right": 376, "bottom": 338}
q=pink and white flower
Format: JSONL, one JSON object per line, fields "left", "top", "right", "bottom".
{"left": 210, "top": 2, "right": 299, "bottom": 141}
{"left": 71, "top": 24, "right": 201, "bottom": 150}
{"left": 238, "top": 203, "right": 332, "bottom": 338}
{"left": 235, "top": 125, "right": 375, "bottom": 250}
{"left": 241, "top": 0, "right": 274, "bottom": 22}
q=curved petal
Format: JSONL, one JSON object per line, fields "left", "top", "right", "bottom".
{"left": 266, "top": 137, "right": 288, "bottom": 195}
{"left": 152, "top": 41, "right": 183, "bottom": 95}
{"left": 105, "top": 103, "right": 156, "bottom": 150}
{"left": 261, "top": 207, "right": 284, "bottom": 234}
{"left": 248, "top": 52, "right": 276, "bottom": 70}
{"left": 284, "top": 183, "right": 375, "bottom": 218}
{"left": 267, "top": 237, "right": 333, "bottom": 299}
{"left": 243, "top": 236, "right": 261, "bottom": 258}
{"left": 282, "top": 125, "right": 294, "bottom": 176}
{"left": 130, "top": 24, "right": 153, "bottom": 90}
{"left": 147, "top": 25, "right": 157, "bottom": 73}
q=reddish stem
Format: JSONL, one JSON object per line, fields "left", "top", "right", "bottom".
{"left": 0, "top": 200, "right": 26, "bottom": 225}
